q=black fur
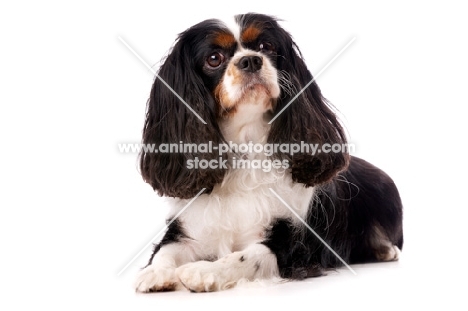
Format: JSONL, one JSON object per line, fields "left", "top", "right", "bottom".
{"left": 146, "top": 219, "right": 186, "bottom": 267}
{"left": 263, "top": 156, "right": 403, "bottom": 278}
{"left": 140, "top": 20, "right": 230, "bottom": 199}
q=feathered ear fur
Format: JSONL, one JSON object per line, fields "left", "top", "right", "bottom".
{"left": 266, "top": 20, "right": 349, "bottom": 186}
{"left": 140, "top": 24, "right": 227, "bottom": 199}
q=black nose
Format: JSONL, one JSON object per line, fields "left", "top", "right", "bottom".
{"left": 236, "top": 55, "right": 263, "bottom": 73}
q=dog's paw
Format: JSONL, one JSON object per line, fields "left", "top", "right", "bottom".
{"left": 176, "top": 261, "right": 234, "bottom": 292}
{"left": 375, "top": 245, "right": 401, "bottom": 262}
{"left": 134, "top": 265, "right": 180, "bottom": 292}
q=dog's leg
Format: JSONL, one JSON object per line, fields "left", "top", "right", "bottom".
{"left": 135, "top": 243, "right": 194, "bottom": 292}
{"left": 371, "top": 225, "right": 401, "bottom": 261}
{"left": 176, "top": 244, "right": 278, "bottom": 292}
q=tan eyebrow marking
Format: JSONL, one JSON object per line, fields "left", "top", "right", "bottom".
{"left": 241, "top": 26, "right": 261, "bottom": 43}
{"left": 213, "top": 32, "right": 236, "bottom": 48}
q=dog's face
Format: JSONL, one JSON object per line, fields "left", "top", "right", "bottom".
{"left": 197, "top": 20, "right": 282, "bottom": 119}
{"left": 178, "top": 14, "right": 289, "bottom": 127}
{"left": 140, "top": 13, "right": 349, "bottom": 199}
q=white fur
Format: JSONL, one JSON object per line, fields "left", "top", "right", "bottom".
{"left": 172, "top": 167, "right": 313, "bottom": 257}
{"left": 176, "top": 244, "right": 278, "bottom": 292}
{"left": 219, "top": 15, "right": 241, "bottom": 42}
{"left": 135, "top": 244, "right": 187, "bottom": 292}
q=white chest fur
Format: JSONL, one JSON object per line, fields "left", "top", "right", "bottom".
{"left": 169, "top": 170, "right": 314, "bottom": 260}
{"left": 168, "top": 131, "right": 314, "bottom": 260}
{"left": 168, "top": 99, "right": 314, "bottom": 260}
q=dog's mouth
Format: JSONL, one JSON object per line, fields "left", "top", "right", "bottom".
{"left": 216, "top": 80, "right": 277, "bottom": 118}
{"left": 241, "top": 78, "right": 274, "bottom": 98}
{"left": 215, "top": 53, "right": 280, "bottom": 118}
{"left": 238, "top": 60, "right": 280, "bottom": 97}
{"left": 223, "top": 73, "right": 278, "bottom": 104}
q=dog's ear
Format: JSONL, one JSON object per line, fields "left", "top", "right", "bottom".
{"left": 268, "top": 27, "right": 349, "bottom": 186}
{"left": 140, "top": 33, "right": 226, "bottom": 199}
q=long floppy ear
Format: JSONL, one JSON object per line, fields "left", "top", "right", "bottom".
{"left": 268, "top": 25, "right": 349, "bottom": 186}
{"left": 140, "top": 30, "right": 226, "bottom": 199}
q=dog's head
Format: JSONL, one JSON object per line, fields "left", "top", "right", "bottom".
{"left": 140, "top": 13, "right": 349, "bottom": 198}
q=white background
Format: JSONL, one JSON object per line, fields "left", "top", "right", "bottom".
{"left": 1, "top": 0, "right": 467, "bottom": 310}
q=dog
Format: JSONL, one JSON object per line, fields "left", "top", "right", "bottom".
{"left": 135, "top": 13, "right": 403, "bottom": 293}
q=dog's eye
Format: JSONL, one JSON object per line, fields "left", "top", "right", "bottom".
{"left": 206, "top": 52, "right": 225, "bottom": 68}
{"left": 259, "top": 42, "right": 275, "bottom": 54}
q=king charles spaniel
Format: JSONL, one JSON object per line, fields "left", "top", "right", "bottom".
{"left": 135, "top": 13, "right": 403, "bottom": 292}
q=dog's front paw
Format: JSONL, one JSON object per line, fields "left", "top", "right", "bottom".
{"left": 176, "top": 261, "right": 233, "bottom": 292}
{"left": 134, "top": 265, "right": 180, "bottom": 292}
